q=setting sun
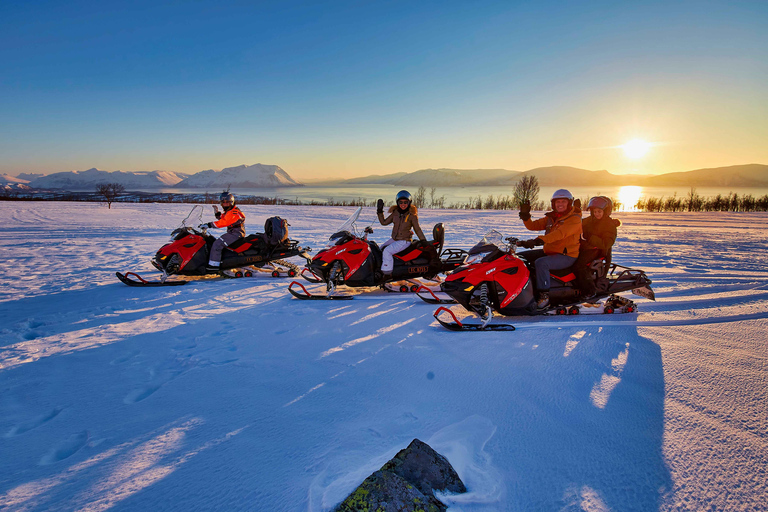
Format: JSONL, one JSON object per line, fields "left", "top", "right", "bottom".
{"left": 617, "top": 186, "right": 643, "bottom": 211}
{"left": 622, "top": 139, "right": 652, "bottom": 159}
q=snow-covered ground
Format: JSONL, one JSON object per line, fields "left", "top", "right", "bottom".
{"left": 1, "top": 202, "right": 766, "bottom": 511}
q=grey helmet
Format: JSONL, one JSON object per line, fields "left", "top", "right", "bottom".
{"left": 219, "top": 191, "right": 235, "bottom": 209}
{"left": 587, "top": 196, "right": 613, "bottom": 216}
{"left": 550, "top": 189, "right": 573, "bottom": 210}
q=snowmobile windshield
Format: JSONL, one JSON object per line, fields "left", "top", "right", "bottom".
{"left": 328, "top": 206, "right": 362, "bottom": 243}
{"left": 181, "top": 205, "right": 205, "bottom": 229}
{"left": 471, "top": 230, "right": 509, "bottom": 253}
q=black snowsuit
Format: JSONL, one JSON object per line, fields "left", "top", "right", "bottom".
{"left": 575, "top": 215, "right": 620, "bottom": 296}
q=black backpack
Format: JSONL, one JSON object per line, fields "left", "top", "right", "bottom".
{"left": 264, "top": 216, "right": 289, "bottom": 245}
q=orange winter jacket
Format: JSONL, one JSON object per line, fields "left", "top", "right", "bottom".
{"left": 214, "top": 206, "right": 246, "bottom": 237}
{"left": 523, "top": 205, "right": 582, "bottom": 257}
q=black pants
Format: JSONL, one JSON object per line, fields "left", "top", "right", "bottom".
{"left": 574, "top": 247, "right": 601, "bottom": 296}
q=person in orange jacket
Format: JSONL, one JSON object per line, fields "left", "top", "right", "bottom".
{"left": 199, "top": 191, "right": 246, "bottom": 271}
{"left": 517, "top": 189, "right": 582, "bottom": 309}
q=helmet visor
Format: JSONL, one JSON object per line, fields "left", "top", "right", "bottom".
{"left": 587, "top": 196, "right": 610, "bottom": 210}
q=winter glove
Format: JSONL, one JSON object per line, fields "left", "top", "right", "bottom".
{"left": 376, "top": 198, "right": 384, "bottom": 214}
{"left": 517, "top": 238, "right": 542, "bottom": 249}
{"left": 588, "top": 235, "right": 603, "bottom": 250}
{"left": 519, "top": 201, "right": 531, "bottom": 221}
{"left": 215, "top": 211, "right": 222, "bottom": 220}
{"left": 573, "top": 198, "right": 581, "bottom": 209}
{"left": 198, "top": 222, "right": 214, "bottom": 230}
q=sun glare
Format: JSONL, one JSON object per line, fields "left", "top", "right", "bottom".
{"left": 622, "top": 139, "right": 651, "bottom": 159}
{"left": 617, "top": 186, "right": 642, "bottom": 211}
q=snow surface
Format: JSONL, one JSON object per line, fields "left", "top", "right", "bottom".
{"left": 0, "top": 202, "right": 766, "bottom": 511}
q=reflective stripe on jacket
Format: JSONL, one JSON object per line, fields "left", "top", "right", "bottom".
{"left": 214, "top": 206, "right": 246, "bottom": 237}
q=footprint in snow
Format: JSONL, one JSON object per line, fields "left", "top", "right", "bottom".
{"left": 5, "top": 407, "right": 64, "bottom": 437}
{"left": 123, "top": 384, "right": 163, "bottom": 404}
{"left": 39, "top": 431, "right": 89, "bottom": 465}
{"left": 110, "top": 350, "right": 141, "bottom": 365}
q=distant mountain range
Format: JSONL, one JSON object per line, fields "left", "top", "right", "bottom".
{"left": 315, "top": 164, "right": 768, "bottom": 188}
{"left": 11, "top": 164, "right": 300, "bottom": 190}
{"left": 5, "top": 163, "right": 767, "bottom": 192}
{"left": 175, "top": 164, "right": 300, "bottom": 188}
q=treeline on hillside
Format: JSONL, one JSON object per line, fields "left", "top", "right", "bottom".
{"left": 3, "top": 182, "right": 768, "bottom": 212}
{"left": 633, "top": 190, "right": 768, "bottom": 212}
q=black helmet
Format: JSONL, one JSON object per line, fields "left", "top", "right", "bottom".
{"left": 587, "top": 196, "right": 613, "bottom": 216}
{"left": 550, "top": 188, "right": 573, "bottom": 210}
{"left": 220, "top": 191, "right": 235, "bottom": 208}
{"left": 396, "top": 190, "right": 412, "bottom": 205}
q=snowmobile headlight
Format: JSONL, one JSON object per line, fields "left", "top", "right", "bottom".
{"left": 465, "top": 251, "right": 491, "bottom": 265}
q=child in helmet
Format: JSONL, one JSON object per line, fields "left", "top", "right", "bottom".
{"left": 376, "top": 190, "right": 427, "bottom": 277}
{"left": 199, "top": 191, "right": 246, "bottom": 271}
{"left": 575, "top": 196, "right": 621, "bottom": 297}
{"left": 517, "top": 189, "right": 582, "bottom": 309}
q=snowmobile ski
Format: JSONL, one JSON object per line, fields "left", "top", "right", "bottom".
{"left": 288, "top": 281, "right": 353, "bottom": 300}
{"left": 433, "top": 307, "right": 516, "bottom": 331}
{"left": 300, "top": 267, "right": 324, "bottom": 283}
{"left": 116, "top": 271, "right": 188, "bottom": 287}
{"left": 416, "top": 286, "right": 457, "bottom": 305}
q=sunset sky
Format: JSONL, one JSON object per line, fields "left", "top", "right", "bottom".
{"left": 1, "top": 0, "right": 766, "bottom": 181}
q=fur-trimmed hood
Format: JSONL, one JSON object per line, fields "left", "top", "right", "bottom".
{"left": 388, "top": 204, "right": 418, "bottom": 215}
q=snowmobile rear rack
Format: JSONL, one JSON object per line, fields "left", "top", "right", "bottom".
{"left": 433, "top": 307, "right": 516, "bottom": 331}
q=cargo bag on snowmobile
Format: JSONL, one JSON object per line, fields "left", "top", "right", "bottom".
{"left": 265, "top": 216, "right": 290, "bottom": 245}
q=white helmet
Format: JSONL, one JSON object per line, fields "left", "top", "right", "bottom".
{"left": 551, "top": 189, "right": 573, "bottom": 210}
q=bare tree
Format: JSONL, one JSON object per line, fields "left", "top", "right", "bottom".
{"left": 512, "top": 175, "right": 540, "bottom": 209}
{"left": 413, "top": 186, "right": 427, "bottom": 208}
{"left": 95, "top": 183, "right": 125, "bottom": 209}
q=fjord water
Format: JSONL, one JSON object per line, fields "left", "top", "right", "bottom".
{"left": 159, "top": 185, "right": 768, "bottom": 207}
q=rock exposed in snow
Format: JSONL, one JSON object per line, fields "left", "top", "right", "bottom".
{"left": 174, "top": 163, "right": 302, "bottom": 188}
{"left": 334, "top": 438, "right": 465, "bottom": 512}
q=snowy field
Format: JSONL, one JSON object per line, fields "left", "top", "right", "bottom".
{"left": 1, "top": 201, "right": 766, "bottom": 512}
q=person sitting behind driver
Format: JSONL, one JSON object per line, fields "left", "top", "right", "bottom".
{"left": 376, "top": 190, "right": 427, "bottom": 278}
{"left": 574, "top": 196, "right": 621, "bottom": 297}
{"left": 199, "top": 191, "right": 246, "bottom": 272}
{"left": 518, "top": 189, "right": 582, "bottom": 309}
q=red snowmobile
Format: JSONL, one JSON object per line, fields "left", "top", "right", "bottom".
{"left": 117, "top": 206, "right": 310, "bottom": 287}
{"left": 427, "top": 230, "right": 655, "bottom": 330}
{"left": 288, "top": 207, "right": 467, "bottom": 300}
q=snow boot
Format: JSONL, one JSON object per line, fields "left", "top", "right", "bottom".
{"left": 536, "top": 292, "right": 550, "bottom": 309}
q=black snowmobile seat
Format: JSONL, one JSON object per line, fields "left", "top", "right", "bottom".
{"left": 393, "top": 223, "right": 445, "bottom": 262}
{"left": 226, "top": 233, "right": 266, "bottom": 253}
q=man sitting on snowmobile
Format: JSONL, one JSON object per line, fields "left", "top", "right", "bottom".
{"left": 574, "top": 196, "right": 621, "bottom": 297}
{"left": 517, "top": 189, "right": 582, "bottom": 309}
{"left": 199, "top": 191, "right": 246, "bottom": 271}
{"left": 376, "top": 190, "right": 428, "bottom": 278}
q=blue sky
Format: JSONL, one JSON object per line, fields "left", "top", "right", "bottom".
{"left": 1, "top": 0, "right": 766, "bottom": 179}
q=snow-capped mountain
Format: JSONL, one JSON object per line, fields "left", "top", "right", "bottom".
{"left": 14, "top": 173, "right": 45, "bottom": 182}
{"left": 29, "top": 168, "right": 190, "bottom": 190}
{"left": 1, "top": 173, "right": 31, "bottom": 185}
{"left": 174, "top": 163, "right": 302, "bottom": 188}
{"left": 1, "top": 174, "right": 31, "bottom": 191}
